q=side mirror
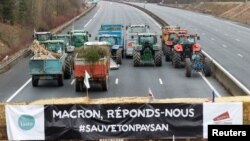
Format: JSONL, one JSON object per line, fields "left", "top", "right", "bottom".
{"left": 95, "top": 37, "right": 98, "bottom": 40}
{"left": 126, "top": 26, "right": 128, "bottom": 30}
{"left": 147, "top": 25, "right": 150, "bottom": 28}
{"left": 32, "top": 34, "right": 35, "bottom": 38}
{"left": 131, "top": 36, "right": 134, "bottom": 39}
{"left": 86, "top": 31, "right": 89, "bottom": 34}
{"left": 89, "top": 34, "right": 92, "bottom": 37}
{"left": 197, "top": 36, "right": 200, "bottom": 40}
{"left": 160, "top": 35, "right": 162, "bottom": 39}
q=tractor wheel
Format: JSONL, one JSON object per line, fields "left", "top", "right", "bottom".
{"left": 203, "top": 58, "right": 211, "bottom": 77}
{"left": 75, "top": 80, "right": 83, "bottom": 92}
{"left": 64, "top": 55, "right": 72, "bottom": 79}
{"left": 57, "top": 74, "right": 64, "bottom": 86}
{"left": 133, "top": 51, "right": 141, "bottom": 67}
{"left": 185, "top": 58, "right": 192, "bottom": 77}
{"left": 165, "top": 46, "right": 172, "bottom": 62}
{"left": 32, "top": 76, "right": 39, "bottom": 87}
{"left": 102, "top": 76, "right": 108, "bottom": 91}
{"left": 154, "top": 51, "right": 162, "bottom": 67}
{"left": 116, "top": 48, "right": 122, "bottom": 64}
{"left": 172, "top": 51, "right": 181, "bottom": 68}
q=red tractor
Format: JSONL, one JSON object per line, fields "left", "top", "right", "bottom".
{"left": 171, "top": 34, "right": 211, "bottom": 77}
{"left": 161, "top": 26, "right": 187, "bottom": 62}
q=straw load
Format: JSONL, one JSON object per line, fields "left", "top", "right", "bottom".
{"left": 31, "top": 40, "right": 62, "bottom": 59}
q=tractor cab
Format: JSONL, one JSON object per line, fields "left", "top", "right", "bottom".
{"left": 68, "top": 30, "right": 91, "bottom": 48}
{"left": 42, "top": 40, "right": 66, "bottom": 55}
{"left": 138, "top": 33, "right": 157, "bottom": 45}
{"left": 33, "top": 32, "right": 52, "bottom": 43}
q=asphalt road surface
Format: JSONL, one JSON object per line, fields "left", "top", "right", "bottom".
{"left": 131, "top": 2, "right": 250, "bottom": 92}
{"left": 0, "top": 2, "right": 229, "bottom": 103}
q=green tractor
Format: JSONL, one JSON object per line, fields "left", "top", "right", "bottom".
{"left": 133, "top": 33, "right": 162, "bottom": 66}
{"left": 33, "top": 31, "right": 52, "bottom": 43}
{"left": 68, "top": 30, "right": 91, "bottom": 48}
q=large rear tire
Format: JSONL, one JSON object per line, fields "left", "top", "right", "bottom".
{"left": 133, "top": 51, "right": 141, "bottom": 67}
{"left": 57, "top": 74, "right": 63, "bottom": 86}
{"left": 64, "top": 55, "right": 72, "bottom": 79}
{"left": 172, "top": 51, "right": 181, "bottom": 68}
{"left": 116, "top": 48, "right": 122, "bottom": 64}
{"left": 165, "top": 46, "right": 172, "bottom": 62}
{"left": 32, "top": 76, "right": 39, "bottom": 87}
{"left": 203, "top": 58, "right": 211, "bottom": 77}
{"left": 154, "top": 51, "right": 162, "bottom": 66}
{"left": 185, "top": 58, "right": 192, "bottom": 77}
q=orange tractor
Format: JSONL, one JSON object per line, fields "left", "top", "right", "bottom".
{"left": 161, "top": 26, "right": 187, "bottom": 61}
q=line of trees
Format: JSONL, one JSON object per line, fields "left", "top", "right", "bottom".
{"left": 0, "top": 0, "right": 83, "bottom": 30}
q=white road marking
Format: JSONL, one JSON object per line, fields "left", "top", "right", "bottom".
{"left": 211, "top": 38, "right": 215, "bottom": 41}
{"left": 115, "top": 78, "right": 119, "bottom": 85}
{"left": 84, "top": 18, "right": 93, "bottom": 28}
{"left": 159, "top": 78, "right": 163, "bottom": 85}
{"left": 93, "top": 13, "right": 98, "bottom": 18}
{"left": 6, "top": 78, "right": 31, "bottom": 102}
{"left": 235, "top": 39, "right": 240, "bottom": 42}
{"left": 222, "top": 44, "right": 227, "bottom": 48}
{"left": 71, "top": 79, "right": 75, "bottom": 85}
{"left": 238, "top": 54, "right": 243, "bottom": 58}
{"left": 199, "top": 73, "right": 221, "bottom": 98}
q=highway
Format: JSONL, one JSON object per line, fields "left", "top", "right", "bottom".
{"left": 0, "top": 1, "right": 229, "bottom": 103}
{"left": 131, "top": 2, "right": 250, "bottom": 91}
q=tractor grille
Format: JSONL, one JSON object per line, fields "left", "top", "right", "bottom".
{"left": 183, "top": 44, "right": 192, "bottom": 58}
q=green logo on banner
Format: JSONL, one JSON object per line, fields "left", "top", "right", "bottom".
{"left": 18, "top": 115, "right": 35, "bottom": 130}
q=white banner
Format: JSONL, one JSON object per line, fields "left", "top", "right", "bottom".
{"left": 203, "top": 102, "right": 243, "bottom": 138}
{"left": 5, "top": 105, "right": 45, "bottom": 140}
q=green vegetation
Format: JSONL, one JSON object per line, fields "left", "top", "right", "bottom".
{"left": 0, "top": 0, "right": 85, "bottom": 60}
{"left": 76, "top": 46, "right": 109, "bottom": 63}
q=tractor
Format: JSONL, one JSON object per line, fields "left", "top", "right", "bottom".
{"left": 161, "top": 26, "right": 187, "bottom": 62}
{"left": 68, "top": 30, "right": 91, "bottom": 48}
{"left": 170, "top": 34, "right": 211, "bottom": 76}
{"left": 33, "top": 31, "right": 52, "bottom": 43}
{"left": 133, "top": 33, "right": 162, "bottom": 66}
{"left": 124, "top": 24, "right": 149, "bottom": 57}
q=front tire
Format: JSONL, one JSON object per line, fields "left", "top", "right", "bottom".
{"left": 154, "top": 51, "right": 162, "bottom": 66}
{"left": 203, "top": 58, "right": 211, "bottom": 77}
{"left": 133, "top": 51, "right": 141, "bottom": 67}
{"left": 116, "top": 48, "right": 122, "bottom": 64}
{"left": 172, "top": 51, "right": 181, "bottom": 68}
{"left": 185, "top": 58, "right": 192, "bottom": 77}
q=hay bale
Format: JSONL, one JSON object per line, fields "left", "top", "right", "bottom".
{"left": 31, "top": 40, "right": 61, "bottom": 59}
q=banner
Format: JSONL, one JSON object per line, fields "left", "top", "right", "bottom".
{"left": 203, "top": 102, "right": 243, "bottom": 138}
{"left": 5, "top": 105, "right": 45, "bottom": 140}
{"left": 44, "top": 104, "right": 203, "bottom": 140}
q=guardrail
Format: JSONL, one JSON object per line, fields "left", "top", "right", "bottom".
{"left": 0, "top": 4, "right": 96, "bottom": 74}
{"left": 122, "top": 2, "right": 250, "bottom": 96}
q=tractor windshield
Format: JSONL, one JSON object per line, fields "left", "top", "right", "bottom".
{"left": 45, "top": 43, "right": 63, "bottom": 53}
{"left": 36, "top": 34, "right": 51, "bottom": 41}
{"left": 139, "top": 35, "right": 156, "bottom": 44}
{"left": 99, "top": 37, "right": 117, "bottom": 45}
{"left": 178, "top": 36, "right": 195, "bottom": 44}
{"left": 130, "top": 27, "right": 146, "bottom": 33}
{"left": 53, "top": 36, "right": 70, "bottom": 45}
{"left": 72, "top": 35, "right": 84, "bottom": 43}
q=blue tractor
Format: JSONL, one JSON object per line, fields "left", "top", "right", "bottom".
{"left": 96, "top": 24, "right": 123, "bottom": 64}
